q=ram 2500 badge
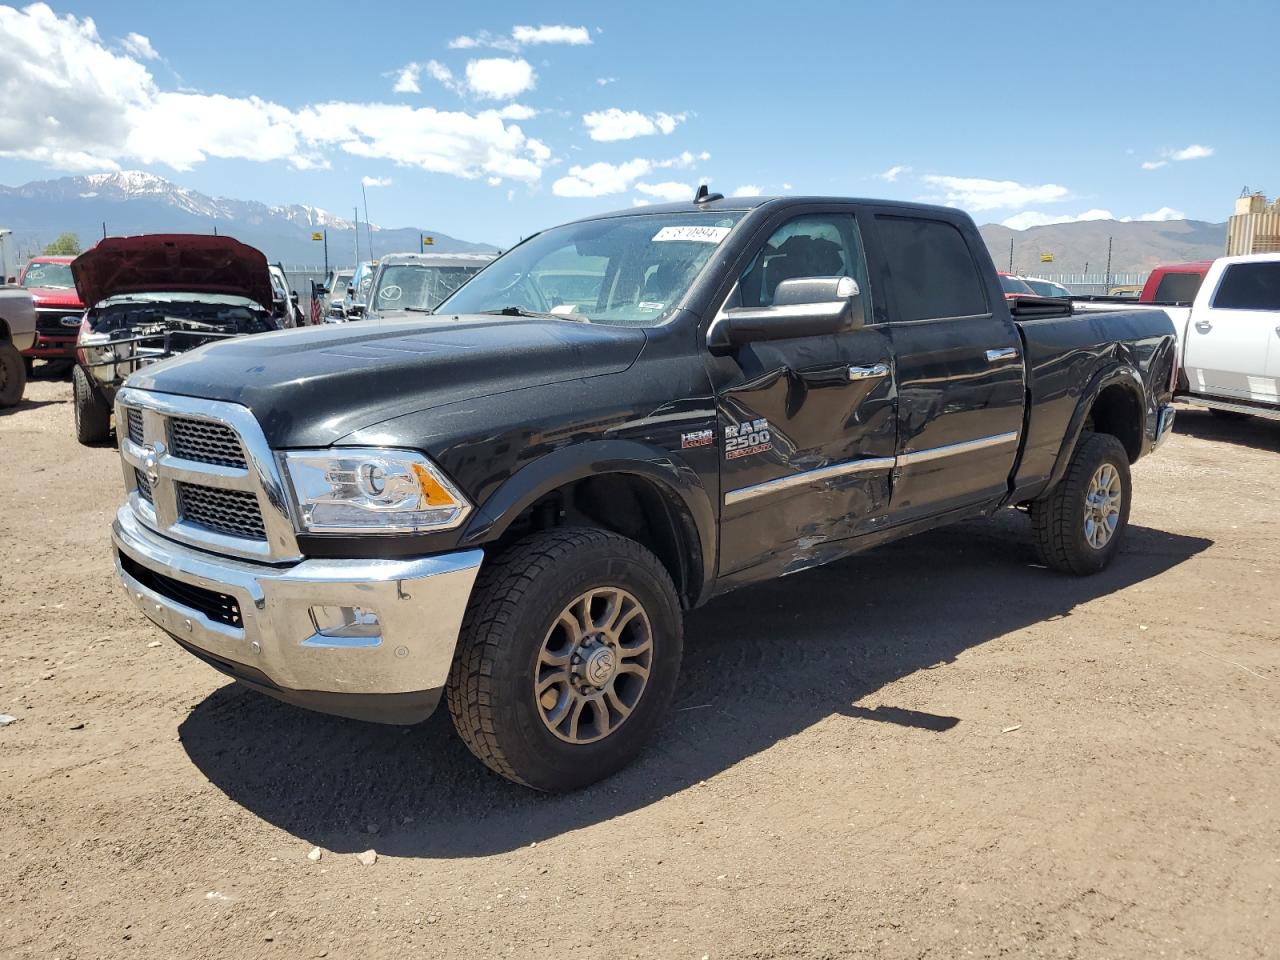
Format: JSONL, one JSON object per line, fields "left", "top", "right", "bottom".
{"left": 110, "top": 194, "right": 1178, "bottom": 791}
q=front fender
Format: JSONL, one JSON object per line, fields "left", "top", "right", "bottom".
{"left": 458, "top": 439, "right": 717, "bottom": 605}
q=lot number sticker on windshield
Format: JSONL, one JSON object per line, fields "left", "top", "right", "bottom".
{"left": 652, "top": 225, "right": 732, "bottom": 244}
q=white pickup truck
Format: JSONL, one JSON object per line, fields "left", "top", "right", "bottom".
{"left": 1078, "top": 253, "right": 1280, "bottom": 420}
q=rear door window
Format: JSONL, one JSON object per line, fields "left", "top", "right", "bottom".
{"left": 1211, "top": 262, "right": 1280, "bottom": 311}
{"left": 875, "top": 216, "right": 989, "bottom": 321}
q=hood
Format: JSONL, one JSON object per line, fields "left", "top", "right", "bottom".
{"left": 27, "top": 287, "right": 83, "bottom": 308}
{"left": 127, "top": 315, "right": 647, "bottom": 447}
{"left": 71, "top": 234, "right": 273, "bottom": 310}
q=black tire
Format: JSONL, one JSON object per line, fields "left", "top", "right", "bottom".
{"left": 1209, "top": 408, "right": 1251, "bottom": 421}
{"left": 1030, "top": 432, "right": 1132, "bottom": 575}
{"left": 446, "top": 528, "right": 684, "bottom": 792}
{"left": 0, "top": 342, "right": 27, "bottom": 407}
{"left": 72, "top": 364, "right": 111, "bottom": 444}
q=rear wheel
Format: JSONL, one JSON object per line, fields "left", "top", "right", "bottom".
{"left": 1030, "top": 432, "right": 1131, "bottom": 575}
{"left": 446, "top": 528, "right": 684, "bottom": 792}
{"left": 72, "top": 365, "right": 111, "bottom": 444}
{"left": 0, "top": 342, "right": 27, "bottom": 407}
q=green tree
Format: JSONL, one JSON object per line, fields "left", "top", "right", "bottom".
{"left": 42, "top": 232, "right": 81, "bottom": 256}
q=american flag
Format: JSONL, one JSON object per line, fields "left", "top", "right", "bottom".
{"left": 309, "top": 289, "right": 323, "bottom": 326}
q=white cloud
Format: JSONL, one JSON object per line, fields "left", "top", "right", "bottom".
{"left": 878, "top": 165, "right": 910, "bottom": 182}
{"left": 655, "top": 150, "right": 708, "bottom": 169}
{"left": 512, "top": 24, "right": 591, "bottom": 45}
{"left": 1142, "top": 143, "right": 1214, "bottom": 169}
{"left": 782, "top": 182, "right": 793, "bottom": 191}
{"left": 361, "top": 175, "right": 391, "bottom": 187}
{"left": 393, "top": 63, "right": 421, "bottom": 93}
{"left": 1171, "top": 144, "right": 1213, "bottom": 161}
{"left": 121, "top": 32, "right": 158, "bottom": 60}
{"left": 1136, "top": 206, "right": 1186, "bottom": 221}
{"left": 0, "top": 7, "right": 552, "bottom": 185}
{"left": 583, "top": 108, "right": 685, "bottom": 142}
{"left": 731, "top": 185, "right": 762, "bottom": 197}
{"left": 464, "top": 58, "right": 536, "bottom": 100}
{"left": 1001, "top": 208, "right": 1114, "bottom": 230}
{"left": 596, "top": 77, "right": 617, "bottom": 86}
{"left": 922, "top": 175, "right": 1071, "bottom": 212}
{"left": 496, "top": 103, "right": 538, "bottom": 120}
{"left": 450, "top": 25, "right": 592, "bottom": 51}
{"left": 553, "top": 159, "right": 651, "bottom": 197}
{"left": 635, "top": 180, "right": 693, "bottom": 202}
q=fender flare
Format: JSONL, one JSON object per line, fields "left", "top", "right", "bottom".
{"left": 458, "top": 439, "right": 717, "bottom": 606}
{"left": 1045, "top": 362, "right": 1146, "bottom": 491}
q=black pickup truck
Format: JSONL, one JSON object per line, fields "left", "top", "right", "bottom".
{"left": 110, "top": 195, "right": 1177, "bottom": 791}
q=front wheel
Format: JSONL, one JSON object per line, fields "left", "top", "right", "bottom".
{"left": 1030, "top": 432, "right": 1132, "bottom": 575}
{"left": 72, "top": 365, "right": 111, "bottom": 444}
{"left": 0, "top": 342, "right": 27, "bottom": 407}
{"left": 446, "top": 528, "right": 684, "bottom": 792}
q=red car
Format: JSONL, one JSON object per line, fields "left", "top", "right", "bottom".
{"left": 1139, "top": 260, "right": 1213, "bottom": 305}
{"left": 18, "top": 255, "right": 84, "bottom": 370}
{"left": 997, "top": 272, "right": 1042, "bottom": 300}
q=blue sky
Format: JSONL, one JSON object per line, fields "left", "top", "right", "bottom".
{"left": 0, "top": 0, "right": 1277, "bottom": 245}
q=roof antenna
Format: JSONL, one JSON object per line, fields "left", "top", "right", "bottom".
{"left": 693, "top": 183, "right": 724, "bottom": 204}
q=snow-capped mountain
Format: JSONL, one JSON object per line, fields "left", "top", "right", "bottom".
{"left": 0, "top": 171, "right": 494, "bottom": 264}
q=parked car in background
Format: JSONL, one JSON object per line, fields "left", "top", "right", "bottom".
{"left": 18, "top": 255, "right": 85, "bottom": 371}
{"left": 71, "top": 234, "right": 283, "bottom": 443}
{"left": 1139, "top": 260, "right": 1213, "bottom": 305}
{"left": 365, "top": 252, "right": 495, "bottom": 320}
{"left": 329, "top": 260, "right": 379, "bottom": 322}
{"left": 108, "top": 195, "right": 1178, "bottom": 791}
{"left": 1021, "top": 276, "right": 1072, "bottom": 298}
{"left": 268, "top": 264, "right": 303, "bottom": 328}
{"left": 0, "top": 284, "right": 35, "bottom": 406}
{"left": 997, "top": 272, "right": 1041, "bottom": 300}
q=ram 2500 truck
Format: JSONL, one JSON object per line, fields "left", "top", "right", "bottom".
{"left": 110, "top": 196, "right": 1178, "bottom": 791}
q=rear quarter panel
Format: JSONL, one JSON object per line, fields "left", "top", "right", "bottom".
{"left": 1011, "top": 309, "right": 1177, "bottom": 501}
{"left": 0, "top": 289, "right": 36, "bottom": 351}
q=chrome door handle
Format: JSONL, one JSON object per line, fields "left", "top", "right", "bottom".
{"left": 1195, "top": 321, "right": 1212, "bottom": 333}
{"left": 847, "top": 363, "right": 889, "bottom": 381}
{"left": 985, "top": 347, "right": 1018, "bottom": 362}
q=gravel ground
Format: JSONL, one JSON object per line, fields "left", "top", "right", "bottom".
{"left": 1, "top": 370, "right": 1277, "bottom": 959}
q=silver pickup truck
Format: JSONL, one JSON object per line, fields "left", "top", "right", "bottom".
{"left": 0, "top": 286, "right": 35, "bottom": 406}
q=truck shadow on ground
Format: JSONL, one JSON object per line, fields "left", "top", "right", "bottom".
{"left": 179, "top": 513, "right": 1211, "bottom": 859}
{"left": 1173, "top": 408, "right": 1279, "bottom": 454}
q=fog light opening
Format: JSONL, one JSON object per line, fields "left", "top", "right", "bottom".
{"left": 308, "top": 605, "right": 382, "bottom": 640}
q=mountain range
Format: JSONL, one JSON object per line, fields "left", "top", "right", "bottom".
{"left": 0, "top": 171, "right": 495, "bottom": 266}
{"left": 0, "top": 171, "right": 1228, "bottom": 275}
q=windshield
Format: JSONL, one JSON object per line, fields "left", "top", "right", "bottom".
{"left": 331, "top": 274, "right": 352, "bottom": 294}
{"left": 439, "top": 212, "right": 746, "bottom": 326}
{"left": 999, "top": 275, "right": 1036, "bottom": 295}
{"left": 22, "top": 262, "right": 74, "bottom": 289}
{"left": 374, "top": 263, "right": 484, "bottom": 311}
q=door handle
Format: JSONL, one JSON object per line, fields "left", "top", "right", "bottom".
{"left": 847, "top": 363, "right": 889, "bottom": 381}
{"left": 985, "top": 347, "right": 1018, "bottom": 362}
{"left": 1195, "top": 320, "right": 1212, "bottom": 333}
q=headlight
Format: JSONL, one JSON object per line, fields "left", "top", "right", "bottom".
{"left": 282, "top": 448, "right": 471, "bottom": 534}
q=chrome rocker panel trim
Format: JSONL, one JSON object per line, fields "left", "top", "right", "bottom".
{"left": 112, "top": 506, "right": 482, "bottom": 707}
{"left": 724, "top": 432, "right": 1019, "bottom": 506}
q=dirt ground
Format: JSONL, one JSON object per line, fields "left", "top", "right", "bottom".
{"left": 1, "top": 369, "right": 1277, "bottom": 960}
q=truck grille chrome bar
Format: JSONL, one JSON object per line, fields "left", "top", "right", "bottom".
{"left": 114, "top": 387, "right": 300, "bottom": 562}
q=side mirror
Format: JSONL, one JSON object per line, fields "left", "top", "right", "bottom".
{"left": 711, "top": 276, "right": 864, "bottom": 351}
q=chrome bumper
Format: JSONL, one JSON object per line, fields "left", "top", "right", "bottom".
{"left": 112, "top": 506, "right": 481, "bottom": 716}
{"left": 1154, "top": 403, "right": 1176, "bottom": 450}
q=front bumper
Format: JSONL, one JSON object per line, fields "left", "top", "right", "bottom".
{"left": 22, "top": 333, "right": 76, "bottom": 359}
{"left": 112, "top": 506, "right": 482, "bottom": 724}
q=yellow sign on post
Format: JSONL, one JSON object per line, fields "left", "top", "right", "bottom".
{"left": 311, "top": 232, "right": 323, "bottom": 241}
{"left": 422, "top": 235, "right": 434, "bottom": 248}
{"left": 1040, "top": 253, "right": 1054, "bottom": 263}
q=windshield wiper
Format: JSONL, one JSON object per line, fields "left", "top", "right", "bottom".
{"left": 400, "top": 306, "right": 434, "bottom": 313}
{"left": 481, "top": 306, "right": 567, "bottom": 320}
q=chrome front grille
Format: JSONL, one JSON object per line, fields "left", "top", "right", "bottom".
{"left": 177, "top": 482, "right": 266, "bottom": 540}
{"left": 134, "top": 467, "right": 154, "bottom": 502}
{"left": 113, "top": 387, "right": 300, "bottom": 562}
{"left": 126, "top": 408, "right": 144, "bottom": 445}
{"left": 168, "top": 417, "right": 246, "bottom": 469}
